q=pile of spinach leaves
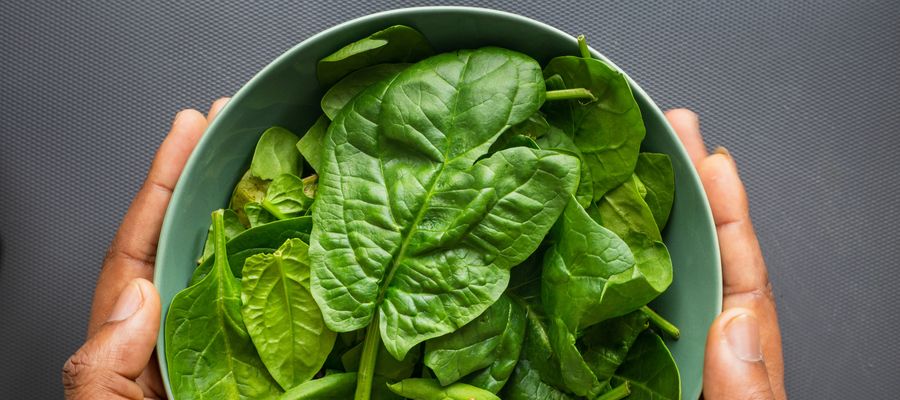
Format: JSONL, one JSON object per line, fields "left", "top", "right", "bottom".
{"left": 165, "top": 26, "right": 682, "bottom": 400}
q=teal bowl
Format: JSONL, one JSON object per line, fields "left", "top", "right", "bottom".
{"left": 154, "top": 6, "right": 721, "bottom": 399}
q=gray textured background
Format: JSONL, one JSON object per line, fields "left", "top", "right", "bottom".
{"left": 1, "top": 0, "right": 898, "bottom": 398}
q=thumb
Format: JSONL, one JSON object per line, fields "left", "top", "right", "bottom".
{"left": 63, "top": 279, "right": 160, "bottom": 399}
{"left": 703, "top": 308, "right": 775, "bottom": 400}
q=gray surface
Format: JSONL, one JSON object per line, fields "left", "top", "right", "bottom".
{"left": 1, "top": 0, "right": 898, "bottom": 398}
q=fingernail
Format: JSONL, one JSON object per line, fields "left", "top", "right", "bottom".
{"left": 725, "top": 312, "right": 763, "bottom": 362}
{"left": 107, "top": 281, "right": 144, "bottom": 322}
{"left": 714, "top": 146, "right": 731, "bottom": 159}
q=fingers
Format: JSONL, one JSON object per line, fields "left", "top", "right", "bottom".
{"left": 665, "top": 108, "right": 708, "bottom": 167}
{"left": 88, "top": 109, "right": 208, "bottom": 336}
{"left": 64, "top": 279, "right": 161, "bottom": 400}
{"left": 207, "top": 97, "right": 230, "bottom": 123}
{"left": 703, "top": 308, "right": 775, "bottom": 400}
{"left": 697, "top": 147, "right": 786, "bottom": 399}
{"left": 698, "top": 150, "right": 769, "bottom": 297}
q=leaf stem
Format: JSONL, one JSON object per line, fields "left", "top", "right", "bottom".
{"left": 577, "top": 35, "right": 592, "bottom": 59}
{"left": 545, "top": 88, "right": 596, "bottom": 102}
{"left": 642, "top": 306, "right": 681, "bottom": 339}
{"left": 596, "top": 382, "right": 630, "bottom": 400}
{"left": 354, "top": 315, "right": 382, "bottom": 400}
{"left": 261, "top": 199, "right": 289, "bottom": 220}
{"left": 211, "top": 210, "right": 228, "bottom": 273}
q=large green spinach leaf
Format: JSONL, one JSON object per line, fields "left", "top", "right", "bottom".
{"left": 190, "top": 216, "right": 312, "bottom": 285}
{"left": 241, "top": 238, "right": 336, "bottom": 390}
{"left": 321, "top": 63, "right": 409, "bottom": 120}
{"left": 634, "top": 153, "right": 675, "bottom": 231}
{"left": 592, "top": 177, "right": 674, "bottom": 319}
{"left": 610, "top": 331, "right": 681, "bottom": 400}
{"left": 317, "top": 25, "right": 433, "bottom": 86}
{"left": 310, "top": 47, "right": 578, "bottom": 362}
{"left": 166, "top": 210, "right": 281, "bottom": 399}
{"left": 542, "top": 55, "right": 645, "bottom": 200}
{"left": 424, "top": 294, "right": 525, "bottom": 391}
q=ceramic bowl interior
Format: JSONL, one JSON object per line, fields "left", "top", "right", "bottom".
{"left": 154, "top": 6, "right": 721, "bottom": 399}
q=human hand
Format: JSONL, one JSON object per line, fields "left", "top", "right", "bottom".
{"left": 62, "top": 98, "right": 229, "bottom": 399}
{"left": 665, "top": 109, "right": 786, "bottom": 399}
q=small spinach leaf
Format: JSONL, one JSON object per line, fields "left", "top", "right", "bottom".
{"left": 542, "top": 56, "right": 645, "bottom": 200}
{"left": 245, "top": 202, "right": 277, "bottom": 228}
{"left": 387, "top": 378, "right": 500, "bottom": 400}
{"left": 502, "top": 360, "right": 572, "bottom": 400}
{"left": 535, "top": 125, "right": 594, "bottom": 208}
{"left": 166, "top": 210, "right": 281, "bottom": 399}
{"left": 317, "top": 25, "right": 433, "bottom": 86}
{"left": 321, "top": 63, "right": 410, "bottom": 120}
{"left": 297, "top": 115, "right": 329, "bottom": 173}
{"left": 634, "top": 153, "right": 675, "bottom": 230}
{"left": 251, "top": 127, "right": 302, "bottom": 180}
{"left": 190, "top": 217, "right": 313, "bottom": 284}
{"left": 579, "top": 310, "right": 650, "bottom": 389}
{"left": 260, "top": 174, "right": 315, "bottom": 220}
{"left": 241, "top": 238, "right": 336, "bottom": 390}
{"left": 610, "top": 331, "right": 681, "bottom": 400}
{"left": 593, "top": 177, "right": 674, "bottom": 319}
{"left": 424, "top": 294, "right": 525, "bottom": 390}
{"left": 230, "top": 170, "right": 269, "bottom": 227}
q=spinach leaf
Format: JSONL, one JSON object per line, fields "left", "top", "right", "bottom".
{"left": 310, "top": 47, "right": 579, "bottom": 362}
{"left": 260, "top": 174, "right": 316, "bottom": 220}
{"left": 514, "top": 295, "right": 566, "bottom": 391}
{"left": 579, "top": 310, "right": 650, "bottom": 389}
{"left": 321, "top": 63, "right": 410, "bottom": 120}
{"left": 535, "top": 125, "right": 594, "bottom": 208}
{"left": 387, "top": 378, "right": 500, "bottom": 400}
{"left": 190, "top": 217, "right": 313, "bottom": 284}
{"left": 297, "top": 115, "right": 329, "bottom": 173}
{"left": 245, "top": 202, "right": 277, "bottom": 228}
{"left": 317, "top": 25, "right": 434, "bottom": 86}
{"left": 230, "top": 170, "right": 269, "bottom": 227}
{"left": 241, "top": 238, "right": 336, "bottom": 390}
{"left": 542, "top": 197, "right": 634, "bottom": 330}
{"left": 251, "top": 126, "right": 302, "bottom": 180}
{"left": 166, "top": 210, "right": 281, "bottom": 399}
{"left": 540, "top": 197, "right": 635, "bottom": 395}
{"left": 502, "top": 360, "right": 572, "bottom": 400}
{"left": 424, "top": 294, "right": 525, "bottom": 390}
{"left": 279, "top": 372, "right": 357, "bottom": 400}
{"left": 198, "top": 208, "right": 244, "bottom": 264}
{"left": 542, "top": 55, "right": 645, "bottom": 200}
{"left": 610, "top": 331, "right": 681, "bottom": 400}
{"left": 634, "top": 153, "right": 675, "bottom": 231}
{"left": 592, "top": 177, "right": 674, "bottom": 319}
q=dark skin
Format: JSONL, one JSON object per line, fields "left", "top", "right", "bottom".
{"left": 62, "top": 106, "right": 786, "bottom": 399}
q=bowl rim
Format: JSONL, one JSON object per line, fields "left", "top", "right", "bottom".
{"left": 154, "top": 5, "right": 721, "bottom": 398}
